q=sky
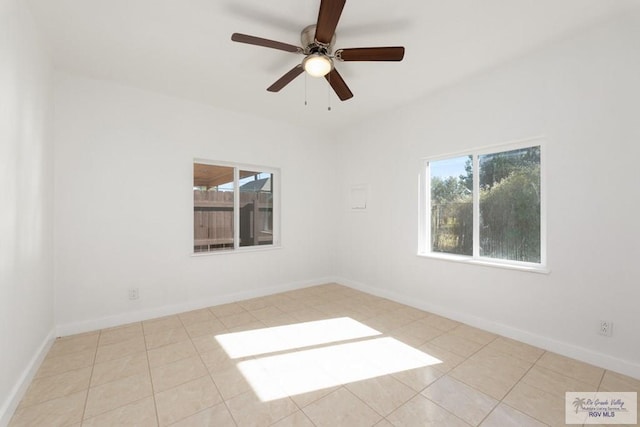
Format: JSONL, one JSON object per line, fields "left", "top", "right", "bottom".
{"left": 430, "top": 156, "right": 468, "bottom": 179}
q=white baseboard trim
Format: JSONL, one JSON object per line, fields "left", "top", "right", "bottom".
{"left": 0, "top": 329, "right": 56, "bottom": 427}
{"left": 337, "top": 277, "right": 640, "bottom": 380}
{"left": 56, "top": 277, "right": 336, "bottom": 337}
{"left": 53, "top": 275, "right": 640, "bottom": 379}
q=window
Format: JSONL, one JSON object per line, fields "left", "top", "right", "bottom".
{"left": 419, "top": 140, "right": 545, "bottom": 270}
{"left": 193, "top": 161, "right": 279, "bottom": 253}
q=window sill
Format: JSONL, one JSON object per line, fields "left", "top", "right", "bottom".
{"left": 417, "top": 252, "right": 550, "bottom": 274}
{"left": 192, "top": 245, "right": 282, "bottom": 257}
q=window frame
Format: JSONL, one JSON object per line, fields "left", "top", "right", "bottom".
{"left": 192, "top": 159, "right": 281, "bottom": 255}
{"left": 418, "top": 137, "right": 548, "bottom": 273}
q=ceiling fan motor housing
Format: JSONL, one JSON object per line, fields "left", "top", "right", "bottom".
{"left": 301, "top": 25, "right": 335, "bottom": 55}
{"left": 230, "top": 0, "right": 405, "bottom": 101}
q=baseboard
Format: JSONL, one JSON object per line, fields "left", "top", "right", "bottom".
{"left": 0, "top": 329, "right": 55, "bottom": 427}
{"left": 53, "top": 275, "right": 640, "bottom": 379}
{"left": 337, "top": 277, "right": 640, "bottom": 380}
{"left": 56, "top": 277, "right": 336, "bottom": 337}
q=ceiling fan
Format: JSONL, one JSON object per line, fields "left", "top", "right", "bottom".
{"left": 231, "top": 0, "right": 405, "bottom": 101}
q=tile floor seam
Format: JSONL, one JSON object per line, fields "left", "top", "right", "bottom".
{"left": 414, "top": 389, "right": 477, "bottom": 427}
{"left": 201, "top": 327, "right": 243, "bottom": 426}
{"left": 497, "top": 401, "right": 553, "bottom": 427}
{"left": 296, "top": 411, "right": 319, "bottom": 427}
{"left": 288, "top": 381, "right": 335, "bottom": 413}
{"left": 191, "top": 327, "right": 238, "bottom": 427}
{"left": 156, "top": 379, "right": 219, "bottom": 427}
{"left": 527, "top": 359, "right": 601, "bottom": 394}
{"left": 159, "top": 372, "right": 219, "bottom": 424}
{"left": 219, "top": 398, "right": 240, "bottom": 427}
{"left": 79, "top": 331, "right": 100, "bottom": 423}
{"left": 507, "top": 378, "right": 569, "bottom": 409}
{"left": 422, "top": 333, "right": 489, "bottom": 361}
{"left": 497, "top": 355, "right": 576, "bottom": 427}
{"left": 464, "top": 354, "right": 531, "bottom": 377}
{"left": 378, "top": 384, "right": 420, "bottom": 419}
{"left": 150, "top": 348, "right": 209, "bottom": 391}
{"left": 450, "top": 341, "right": 541, "bottom": 400}
{"left": 391, "top": 371, "right": 437, "bottom": 395}
{"left": 424, "top": 374, "right": 500, "bottom": 426}
{"left": 82, "top": 396, "right": 154, "bottom": 425}
{"left": 14, "top": 366, "right": 88, "bottom": 410}
{"left": 475, "top": 401, "right": 504, "bottom": 426}
{"left": 438, "top": 337, "right": 502, "bottom": 394}
{"left": 533, "top": 353, "right": 606, "bottom": 388}
{"left": 482, "top": 340, "right": 543, "bottom": 365}
{"left": 264, "top": 400, "right": 299, "bottom": 426}
{"left": 167, "top": 403, "right": 233, "bottom": 427}
{"left": 142, "top": 323, "right": 161, "bottom": 427}
{"left": 300, "top": 386, "right": 380, "bottom": 426}
{"left": 596, "top": 369, "right": 607, "bottom": 390}
{"left": 380, "top": 388, "right": 423, "bottom": 422}
{"left": 484, "top": 348, "right": 549, "bottom": 427}
{"left": 222, "top": 391, "right": 247, "bottom": 427}
{"left": 417, "top": 341, "right": 465, "bottom": 371}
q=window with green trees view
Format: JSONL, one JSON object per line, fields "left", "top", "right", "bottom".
{"left": 421, "top": 142, "right": 545, "bottom": 268}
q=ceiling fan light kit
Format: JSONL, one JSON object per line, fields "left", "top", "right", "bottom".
{"left": 303, "top": 53, "right": 333, "bottom": 77}
{"left": 231, "top": 0, "right": 405, "bottom": 101}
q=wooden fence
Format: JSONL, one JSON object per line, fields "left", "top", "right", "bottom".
{"left": 194, "top": 190, "right": 272, "bottom": 251}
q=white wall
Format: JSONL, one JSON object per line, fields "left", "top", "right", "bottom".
{"left": 53, "top": 74, "right": 337, "bottom": 334}
{"left": 334, "top": 11, "right": 640, "bottom": 378}
{"left": 0, "top": 0, "right": 54, "bottom": 424}
{"left": 7, "top": 3, "right": 637, "bottom": 406}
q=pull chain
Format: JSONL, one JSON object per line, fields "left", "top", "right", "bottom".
{"left": 304, "top": 72, "right": 308, "bottom": 106}
{"left": 327, "top": 72, "right": 332, "bottom": 111}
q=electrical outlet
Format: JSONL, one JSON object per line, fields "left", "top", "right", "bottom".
{"left": 599, "top": 320, "right": 613, "bottom": 336}
{"left": 128, "top": 288, "right": 139, "bottom": 300}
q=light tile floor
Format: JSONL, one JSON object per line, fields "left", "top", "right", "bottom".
{"left": 9, "top": 284, "right": 640, "bottom": 426}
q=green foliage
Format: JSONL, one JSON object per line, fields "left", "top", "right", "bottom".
{"left": 431, "top": 176, "right": 472, "bottom": 255}
{"left": 460, "top": 155, "right": 473, "bottom": 192}
{"left": 479, "top": 146, "right": 540, "bottom": 189}
{"left": 431, "top": 176, "right": 468, "bottom": 204}
{"left": 431, "top": 146, "right": 541, "bottom": 262}
{"left": 480, "top": 164, "right": 541, "bottom": 262}
{"left": 431, "top": 199, "right": 472, "bottom": 255}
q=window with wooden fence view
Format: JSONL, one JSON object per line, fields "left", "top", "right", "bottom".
{"left": 194, "top": 162, "right": 276, "bottom": 253}
{"left": 428, "top": 144, "right": 542, "bottom": 265}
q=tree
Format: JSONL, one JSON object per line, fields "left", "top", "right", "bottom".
{"left": 431, "top": 176, "right": 472, "bottom": 255}
{"left": 431, "top": 176, "right": 468, "bottom": 204}
{"left": 432, "top": 146, "right": 541, "bottom": 261}
{"left": 479, "top": 146, "right": 540, "bottom": 189}
{"left": 459, "top": 155, "right": 473, "bottom": 192}
{"left": 480, "top": 164, "right": 541, "bottom": 262}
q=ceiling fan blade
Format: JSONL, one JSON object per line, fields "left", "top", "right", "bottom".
{"left": 336, "top": 47, "right": 405, "bottom": 61}
{"left": 231, "top": 33, "right": 301, "bottom": 53}
{"left": 267, "top": 65, "right": 304, "bottom": 92}
{"left": 325, "top": 68, "right": 353, "bottom": 101}
{"left": 315, "top": 0, "right": 346, "bottom": 45}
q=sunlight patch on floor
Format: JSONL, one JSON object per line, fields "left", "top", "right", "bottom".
{"left": 215, "top": 317, "right": 381, "bottom": 358}
{"left": 216, "top": 316, "right": 442, "bottom": 402}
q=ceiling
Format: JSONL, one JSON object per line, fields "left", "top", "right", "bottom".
{"left": 26, "top": 0, "right": 639, "bottom": 130}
